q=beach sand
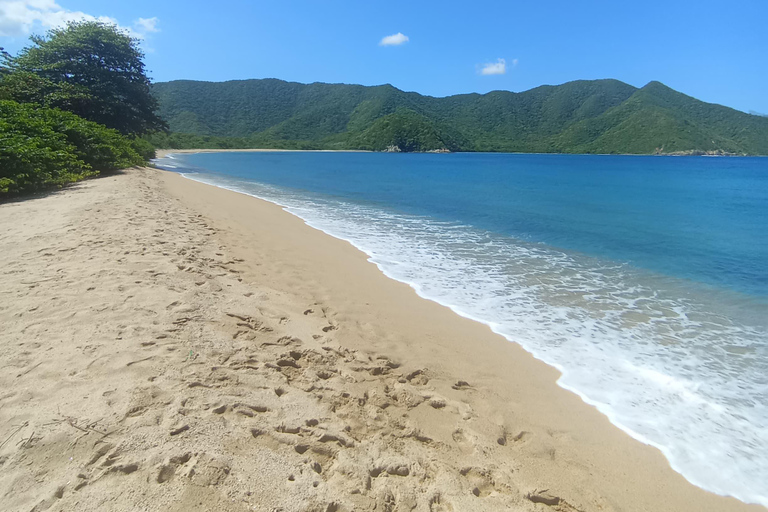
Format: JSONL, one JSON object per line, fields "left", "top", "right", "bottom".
{"left": 0, "top": 167, "right": 762, "bottom": 512}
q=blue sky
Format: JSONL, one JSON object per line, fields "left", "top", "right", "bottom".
{"left": 1, "top": 0, "right": 766, "bottom": 114}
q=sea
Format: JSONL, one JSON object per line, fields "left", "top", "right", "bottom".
{"left": 154, "top": 151, "right": 768, "bottom": 506}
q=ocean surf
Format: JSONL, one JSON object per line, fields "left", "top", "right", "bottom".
{"left": 154, "top": 151, "right": 768, "bottom": 506}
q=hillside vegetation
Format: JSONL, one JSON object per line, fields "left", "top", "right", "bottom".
{"left": 151, "top": 78, "right": 768, "bottom": 154}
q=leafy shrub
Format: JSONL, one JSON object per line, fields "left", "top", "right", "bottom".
{"left": 0, "top": 100, "right": 91, "bottom": 194}
{"left": 128, "top": 136, "right": 157, "bottom": 160}
{"left": 0, "top": 100, "right": 144, "bottom": 196}
{"left": 36, "top": 107, "right": 144, "bottom": 171}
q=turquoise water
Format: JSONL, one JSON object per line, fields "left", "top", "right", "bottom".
{"left": 155, "top": 151, "right": 768, "bottom": 506}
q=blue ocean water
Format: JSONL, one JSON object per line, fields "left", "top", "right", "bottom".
{"left": 155, "top": 151, "right": 768, "bottom": 506}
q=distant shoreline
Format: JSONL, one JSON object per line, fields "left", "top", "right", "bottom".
{"left": 155, "top": 148, "right": 762, "bottom": 158}
{"left": 155, "top": 148, "right": 372, "bottom": 158}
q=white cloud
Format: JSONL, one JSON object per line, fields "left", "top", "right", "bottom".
{"left": 0, "top": 1, "right": 158, "bottom": 39}
{"left": 134, "top": 17, "right": 159, "bottom": 34}
{"left": 379, "top": 32, "right": 409, "bottom": 46}
{"left": 479, "top": 58, "right": 507, "bottom": 76}
{"left": 0, "top": 0, "right": 115, "bottom": 37}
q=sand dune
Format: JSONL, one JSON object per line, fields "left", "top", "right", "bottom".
{"left": 0, "top": 168, "right": 761, "bottom": 512}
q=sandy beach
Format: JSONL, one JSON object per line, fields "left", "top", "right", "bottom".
{"left": 0, "top": 166, "right": 762, "bottom": 512}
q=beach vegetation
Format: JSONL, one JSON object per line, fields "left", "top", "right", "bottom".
{"left": 0, "top": 100, "right": 143, "bottom": 195}
{"left": 0, "top": 21, "right": 162, "bottom": 197}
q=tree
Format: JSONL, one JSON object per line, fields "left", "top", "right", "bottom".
{"left": 0, "top": 47, "right": 11, "bottom": 75}
{"left": 0, "top": 71, "right": 94, "bottom": 114}
{"left": 11, "top": 21, "right": 167, "bottom": 135}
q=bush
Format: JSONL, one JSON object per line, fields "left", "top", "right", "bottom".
{"left": 0, "top": 100, "right": 92, "bottom": 194}
{"left": 0, "top": 100, "right": 144, "bottom": 196}
{"left": 129, "top": 136, "right": 157, "bottom": 160}
{"left": 37, "top": 107, "right": 144, "bottom": 171}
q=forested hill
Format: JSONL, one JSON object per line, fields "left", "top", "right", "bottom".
{"left": 151, "top": 78, "right": 768, "bottom": 155}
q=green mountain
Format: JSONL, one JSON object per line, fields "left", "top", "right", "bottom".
{"left": 150, "top": 78, "right": 768, "bottom": 154}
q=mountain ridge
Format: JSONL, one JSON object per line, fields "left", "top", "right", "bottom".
{"left": 150, "top": 78, "right": 768, "bottom": 155}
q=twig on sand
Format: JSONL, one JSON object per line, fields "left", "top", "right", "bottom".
{"left": 20, "top": 277, "right": 56, "bottom": 285}
{"left": 16, "top": 361, "right": 43, "bottom": 378}
{"left": 18, "top": 430, "right": 35, "bottom": 448}
{"left": 41, "top": 414, "right": 113, "bottom": 440}
{"left": 173, "top": 316, "right": 201, "bottom": 325}
{"left": 66, "top": 417, "right": 108, "bottom": 435}
{"left": 0, "top": 421, "right": 29, "bottom": 450}
{"left": 63, "top": 416, "right": 112, "bottom": 438}
{"left": 126, "top": 356, "right": 154, "bottom": 367}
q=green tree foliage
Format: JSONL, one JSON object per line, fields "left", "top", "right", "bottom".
{"left": 0, "top": 100, "right": 143, "bottom": 196}
{"left": 145, "top": 131, "right": 251, "bottom": 150}
{"left": 1, "top": 100, "right": 91, "bottom": 195}
{"left": 0, "top": 47, "right": 11, "bottom": 76}
{"left": 127, "top": 136, "right": 157, "bottom": 161}
{"left": 0, "top": 71, "right": 93, "bottom": 113}
{"left": 1, "top": 21, "right": 163, "bottom": 197}
{"left": 152, "top": 78, "right": 768, "bottom": 155}
{"left": 12, "top": 21, "right": 166, "bottom": 135}
{"left": 352, "top": 109, "right": 458, "bottom": 152}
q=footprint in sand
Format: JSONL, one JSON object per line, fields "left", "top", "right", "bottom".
{"left": 451, "top": 428, "right": 477, "bottom": 455}
{"left": 460, "top": 467, "right": 497, "bottom": 498}
{"left": 429, "top": 493, "right": 454, "bottom": 512}
{"left": 405, "top": 369, "right": 429, "bottom": 385}
{"left": 451, "top": 380, "right": 471, "bottom": 390}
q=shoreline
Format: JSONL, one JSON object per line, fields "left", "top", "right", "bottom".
{"left": 0, "top": 167, "right": 763, "bottom": 511}
{"left": 155, "top": 148, "right": 373, "bottom": 158}
{"left": 171, "top": 163, "right": 767, "bottom": 507}
{"left": 170, "top": 169, "right": 691, "bottom": 480}
{"left": 155, "top": 148, "right": 767, "bottom": 158}
{"left": 158, "top": 169, "right": 763, "bottom": 511}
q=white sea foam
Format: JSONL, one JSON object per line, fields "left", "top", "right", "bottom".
{"left": 170, "top": 168, "right": 768, "bottom": 507}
